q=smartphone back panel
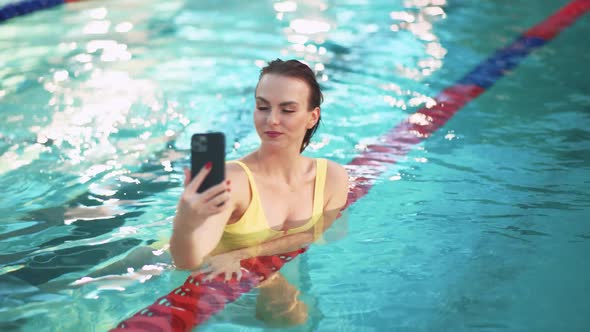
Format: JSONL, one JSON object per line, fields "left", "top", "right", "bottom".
{"left": 191, "top": 132, "right": 225, "bottom": 193}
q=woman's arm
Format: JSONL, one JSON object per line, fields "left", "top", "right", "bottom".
{"left": 170, "top": 204, "right": 234, "bottom": 269}
{"left": 170, "top": 164, "right": 243, "bottom": 270}
{"left": 212, "top": 207, "right": 347, "bottom": 265}
{"left": 314, "top": 161, "right": 350, "bottom": 242}
{"left": 220, "top": 231, "right": 315, "bottom": 261}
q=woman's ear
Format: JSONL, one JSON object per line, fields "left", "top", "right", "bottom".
{"left": 307, "top": 107, "right": 320, "bottom": 129}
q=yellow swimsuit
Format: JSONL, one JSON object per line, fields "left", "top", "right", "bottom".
{"left": 214, "top": 158, "right": 328, "bottom": 252}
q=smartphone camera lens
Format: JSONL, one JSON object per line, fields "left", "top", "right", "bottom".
{"left": 192, "top": 136, "right": 208, "bottom": 152}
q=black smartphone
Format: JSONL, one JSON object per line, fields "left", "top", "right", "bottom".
{"left": 191, "top": 132, "right": 225, "bottom": 193}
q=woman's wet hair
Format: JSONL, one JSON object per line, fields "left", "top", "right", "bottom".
{"left": 258, "top": 59, "right": 323, "bottom": 153}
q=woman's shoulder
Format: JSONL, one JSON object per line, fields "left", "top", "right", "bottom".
{"left": 224, "top": 160, "right": 252, "bottom": 211}
{"left": 322, "top": 159, "right": 349, "bottom": 209}
{"left": 225, "top": 159, "right": 250, "bottom": 182}
{"left": 323, "top": 159, "right": 348, "bottom": 182}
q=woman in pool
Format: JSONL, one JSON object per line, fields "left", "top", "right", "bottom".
{"left": 170, "top": 59, "right": 349, "bottom": 326}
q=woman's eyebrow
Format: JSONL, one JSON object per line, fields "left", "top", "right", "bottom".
{"left": 279, "top": 101, "right": 299, "bottom": 107}
{"left": 255, "top": 97, "right": 299, "bottom": 107}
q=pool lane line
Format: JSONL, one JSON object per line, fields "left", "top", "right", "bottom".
{"left": 0, "top": 0, "right": 80, "bottom": 23}
{"left": 347, "top": 0, "right": 590, "bottom": 204}
{"left": 112, "top": 1, "right": 590, "bottom": 331}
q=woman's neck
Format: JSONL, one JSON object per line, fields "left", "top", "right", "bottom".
{"left": 253, "top": 146, "right": 309, "bottom": 185}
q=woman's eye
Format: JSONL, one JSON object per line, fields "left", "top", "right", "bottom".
{"left": 257, "top": 107, "right": 269, "bottom": 111}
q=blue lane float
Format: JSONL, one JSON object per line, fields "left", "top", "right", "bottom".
{"left": 0, "top": 0, "right": 69, "bottom": 23}
{"left": 458, "top": 36, "right": 547, "bottom": 88}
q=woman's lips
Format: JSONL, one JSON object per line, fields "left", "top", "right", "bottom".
{"left": 265, "top": 131, "right": 283, "bottom": 138}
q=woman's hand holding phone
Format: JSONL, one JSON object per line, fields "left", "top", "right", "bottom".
{"left": 174, "top": 162, "right": 231, "bottom": 232}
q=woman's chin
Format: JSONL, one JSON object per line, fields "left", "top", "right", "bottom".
{"left": 260, "top": 139, "right": 287, "bottom": 149}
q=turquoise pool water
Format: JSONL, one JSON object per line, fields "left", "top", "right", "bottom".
{"left": 1, "top": 0, "right": 589, "bottom": 330}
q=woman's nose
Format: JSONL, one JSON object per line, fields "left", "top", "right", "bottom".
{"left": 267, "top": 109, "right": 280, "bottom": 125}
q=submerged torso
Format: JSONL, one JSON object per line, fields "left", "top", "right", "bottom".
{"left": 211, "top": 158, "right": 327, "bottom": 253}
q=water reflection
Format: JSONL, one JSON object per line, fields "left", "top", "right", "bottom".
{"left": 390, "top": 0, "right": 447, "bottom": 79}
{"left": 278, "top": 0, "right": 331, "bottom": 79}
{"left": 274, "top": 1, "right": 297, "bottom": 13}
{"left": 290, "top": 18, "right": 331, "bottom": 34}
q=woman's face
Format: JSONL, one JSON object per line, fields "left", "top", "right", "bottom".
{"left": 254, "top": 74, "right": 319, "bottom": 151}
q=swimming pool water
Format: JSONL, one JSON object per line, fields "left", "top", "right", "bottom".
{"left": 1, "top": 0, "right": 589, "bottom": 331}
